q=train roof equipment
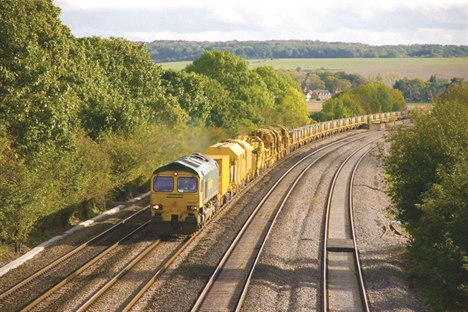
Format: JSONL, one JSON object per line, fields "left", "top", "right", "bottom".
{"left": 152, "top": 153, "right": 218, "bottom": 177}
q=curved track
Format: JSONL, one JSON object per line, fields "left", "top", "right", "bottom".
{"left": 191, "top": 133, "right": 378, "bottom": 311}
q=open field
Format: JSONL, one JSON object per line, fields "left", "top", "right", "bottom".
{"left": 159, "top": 57, "right": 468, "bottom": 83}
{"left": 307, "top": 101, "right": 324, "bottom": 113}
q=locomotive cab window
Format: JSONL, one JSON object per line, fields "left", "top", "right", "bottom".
{"left": 154, "top": 176, "right": 173, "bottom": 192}
{"left": 178, "top": 177, "right": 197, "bottom": 193}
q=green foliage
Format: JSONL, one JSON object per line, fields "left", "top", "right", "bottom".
{"left": 318, "top": 94, "right": 364, "bottom": 120}
{"left": 185, "top": 51, "right": 264, "bottom": 134}
{"left": 185, "top": 50, "right": 250, "bottom": 93}
{"left": 75, "top": 37, "right": 176, "bottom": 139}
{"left": 0, "top": 0, "right": 86, "bottom": 250}
{"left": 101, "top": 124, "right": 190, "bottom": 200}
{"left": 0, "top": 0, "right": 80, "bottom": 157}
{"left": 384, "top": 85, "right": 468, "bottom": 310}
{"left": 161, "top": 69, "right": 218, "bottom": 126}
{"left": 186, "top": 54, "right": 312, "bottom": 132}
{"left": 0, "top": 0, "right": 191, "bottom": 249}
{"left": 274, "top": 88, "right": 311, "bottom": 127}
{"left": 316, "top": 82, "right": 404, "bottom": 120}
{"left": 393, "top": 75, "right": 467, "bottom": 102}
{"left": 0, "top": 134, "right": 40, "bottom": 252}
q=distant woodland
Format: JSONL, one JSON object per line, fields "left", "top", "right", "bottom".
{"left": 144, "top": 40, "right": 468, "bottom": 63}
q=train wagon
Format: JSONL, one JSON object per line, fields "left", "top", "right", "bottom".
{"left": 237, "top": 134, "right": 267, "bottom": 178}
{"left": 150, "top": 153, "right": 219, "bottom": 235}
{"left": 226, "top": 139, "right": 254, "bottom": 183}
{"left": 206, "top": 154, "right": 231, "bottom": 204}
{"left": 204, "top": 141, "right": 249, "bottom": 196}
{"left": 249, "top": 128, "right": 280, "bottom": 168}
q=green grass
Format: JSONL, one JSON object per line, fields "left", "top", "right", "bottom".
{"left": 158, "top": 57, "right": 468, "bottom": 82}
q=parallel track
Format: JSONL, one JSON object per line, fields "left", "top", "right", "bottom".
{"left": 191, "top": 132, "right": 378, "bottom": 311}
{"left": 0, "top": 208, "right": 149, "bottom": 311}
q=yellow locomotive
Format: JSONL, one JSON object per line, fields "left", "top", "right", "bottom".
{"left": 150, "top": 111, "right": 405, "bottom": 235}
{"left": 151, "top": 153, "right": 219, "bottom": 234}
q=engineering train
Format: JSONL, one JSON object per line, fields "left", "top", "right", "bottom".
{"left": 150, "top": 111, "right": 405, "bottom": 235}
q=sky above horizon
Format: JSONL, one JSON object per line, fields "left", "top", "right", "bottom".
{"left": 53, "top": 0, "right": 468, "bottom": 46}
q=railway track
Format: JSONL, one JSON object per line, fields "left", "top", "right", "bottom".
{"left": 9, "top": 185, "right": 233, "bottom": 311}
{"left": 0, "top": 208, "right": 149, "bottom": 311}
{"left": 321, "top": 137, "right": 380, "bottom": 311}
{"left": 80, "top": 135, "right": 370, "bottom": 311}
{"left": 0, "top": 130, "right": 389, "bottom": 312}
{"left": 75, "top": 236, "right": 188, "bottom": 312}
{"left": 190, "top": 132, "right": 380, "bottom": 311}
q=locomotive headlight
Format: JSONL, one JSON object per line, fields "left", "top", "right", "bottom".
{"left": 153, "top": 204, "right": 163, "bottom": 210}
{"left": 187, "top": 205, "right": 197, "bottom": 211}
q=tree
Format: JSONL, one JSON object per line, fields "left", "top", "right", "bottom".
{"left": 318, "top": 93, "right": 364, "bottom": 120}
{"left": 384, "top": 85, "right": 468, "bottom": 311}
{"left": 0, "top": 130, "right": 40, "bottom": 252}
{"left": 317, "top": 82, "right": 404, "bottom": 120}
{"left": 0, "top": 0, "right": 80, "bottom": 157}
{"left": 384, "top": 71, "right": 402, "bottom": 86}
{"left": 301, "top": 73, "right": 326, "bottom": 91}
{"left": 185, "top": 50, "right": 250, "bottom": 94}
{"left": 76, "top": 37, "right": 172, "bottom": 139}
{"left": 275, "top": 88, "right": 312, "bottom": 127}
{"left": 161, "top": 70, "right": 214, "bottom": 125}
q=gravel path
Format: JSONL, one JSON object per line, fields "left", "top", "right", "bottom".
{"left": 353, "top": 140, "right": 429, "bottom": 312}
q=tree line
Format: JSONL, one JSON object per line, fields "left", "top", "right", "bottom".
{"left": 145, "top": 40, "right": 468, "bottom": 63}
{"left": 290, "top": 69, "right": 466, "bottom": 105}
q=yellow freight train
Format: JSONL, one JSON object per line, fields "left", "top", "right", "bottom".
{"left": 150, "top": 111, "right": 404, "bottom": 235}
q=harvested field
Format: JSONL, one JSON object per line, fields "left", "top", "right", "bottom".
{"left": 306, "top": 101, "right": 323, "bottom": 113}
{"left": 161, "top": 58, "right": 468, "bottom": 84}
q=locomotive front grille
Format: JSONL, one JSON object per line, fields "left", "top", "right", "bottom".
{"left": 171, "top": 214, "right": 178, "bottom": 224}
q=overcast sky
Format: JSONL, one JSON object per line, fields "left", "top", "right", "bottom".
{"left": 53, "top": 0, "right": 468, "bottom": 46}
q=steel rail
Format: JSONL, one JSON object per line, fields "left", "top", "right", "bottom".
{"left": 321, "top": 136, "right": 381, "bottom": 312}
{"left": 76, "top": 238, "right": 162, "bottom": 312}
{"left": 348, "top": 143, "right": 374, "bottom": 312}
{"left": 20, "top": 220, "right": 151, "bottom": 311}
{"left": 0, "top": 207, "right": 148, "bottom": 302}
{"left": 124, "top": 132, "right": 376, "bottom": 311}
{"left": 120, "top": 231, "right": 198, "bottom": 311}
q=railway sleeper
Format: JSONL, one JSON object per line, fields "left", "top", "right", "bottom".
{"left": 326, "top": 238, "right": 355, "bottom": 252}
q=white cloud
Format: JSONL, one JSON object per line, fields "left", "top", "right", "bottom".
{"left": 55, "top": 0, "right": 212, "bottom": 11}
{"left": 54, "top": 0, "right": 468, "bottom": 45}
{"left": 211, "top": 5, "right": 247, "bottom": 24}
